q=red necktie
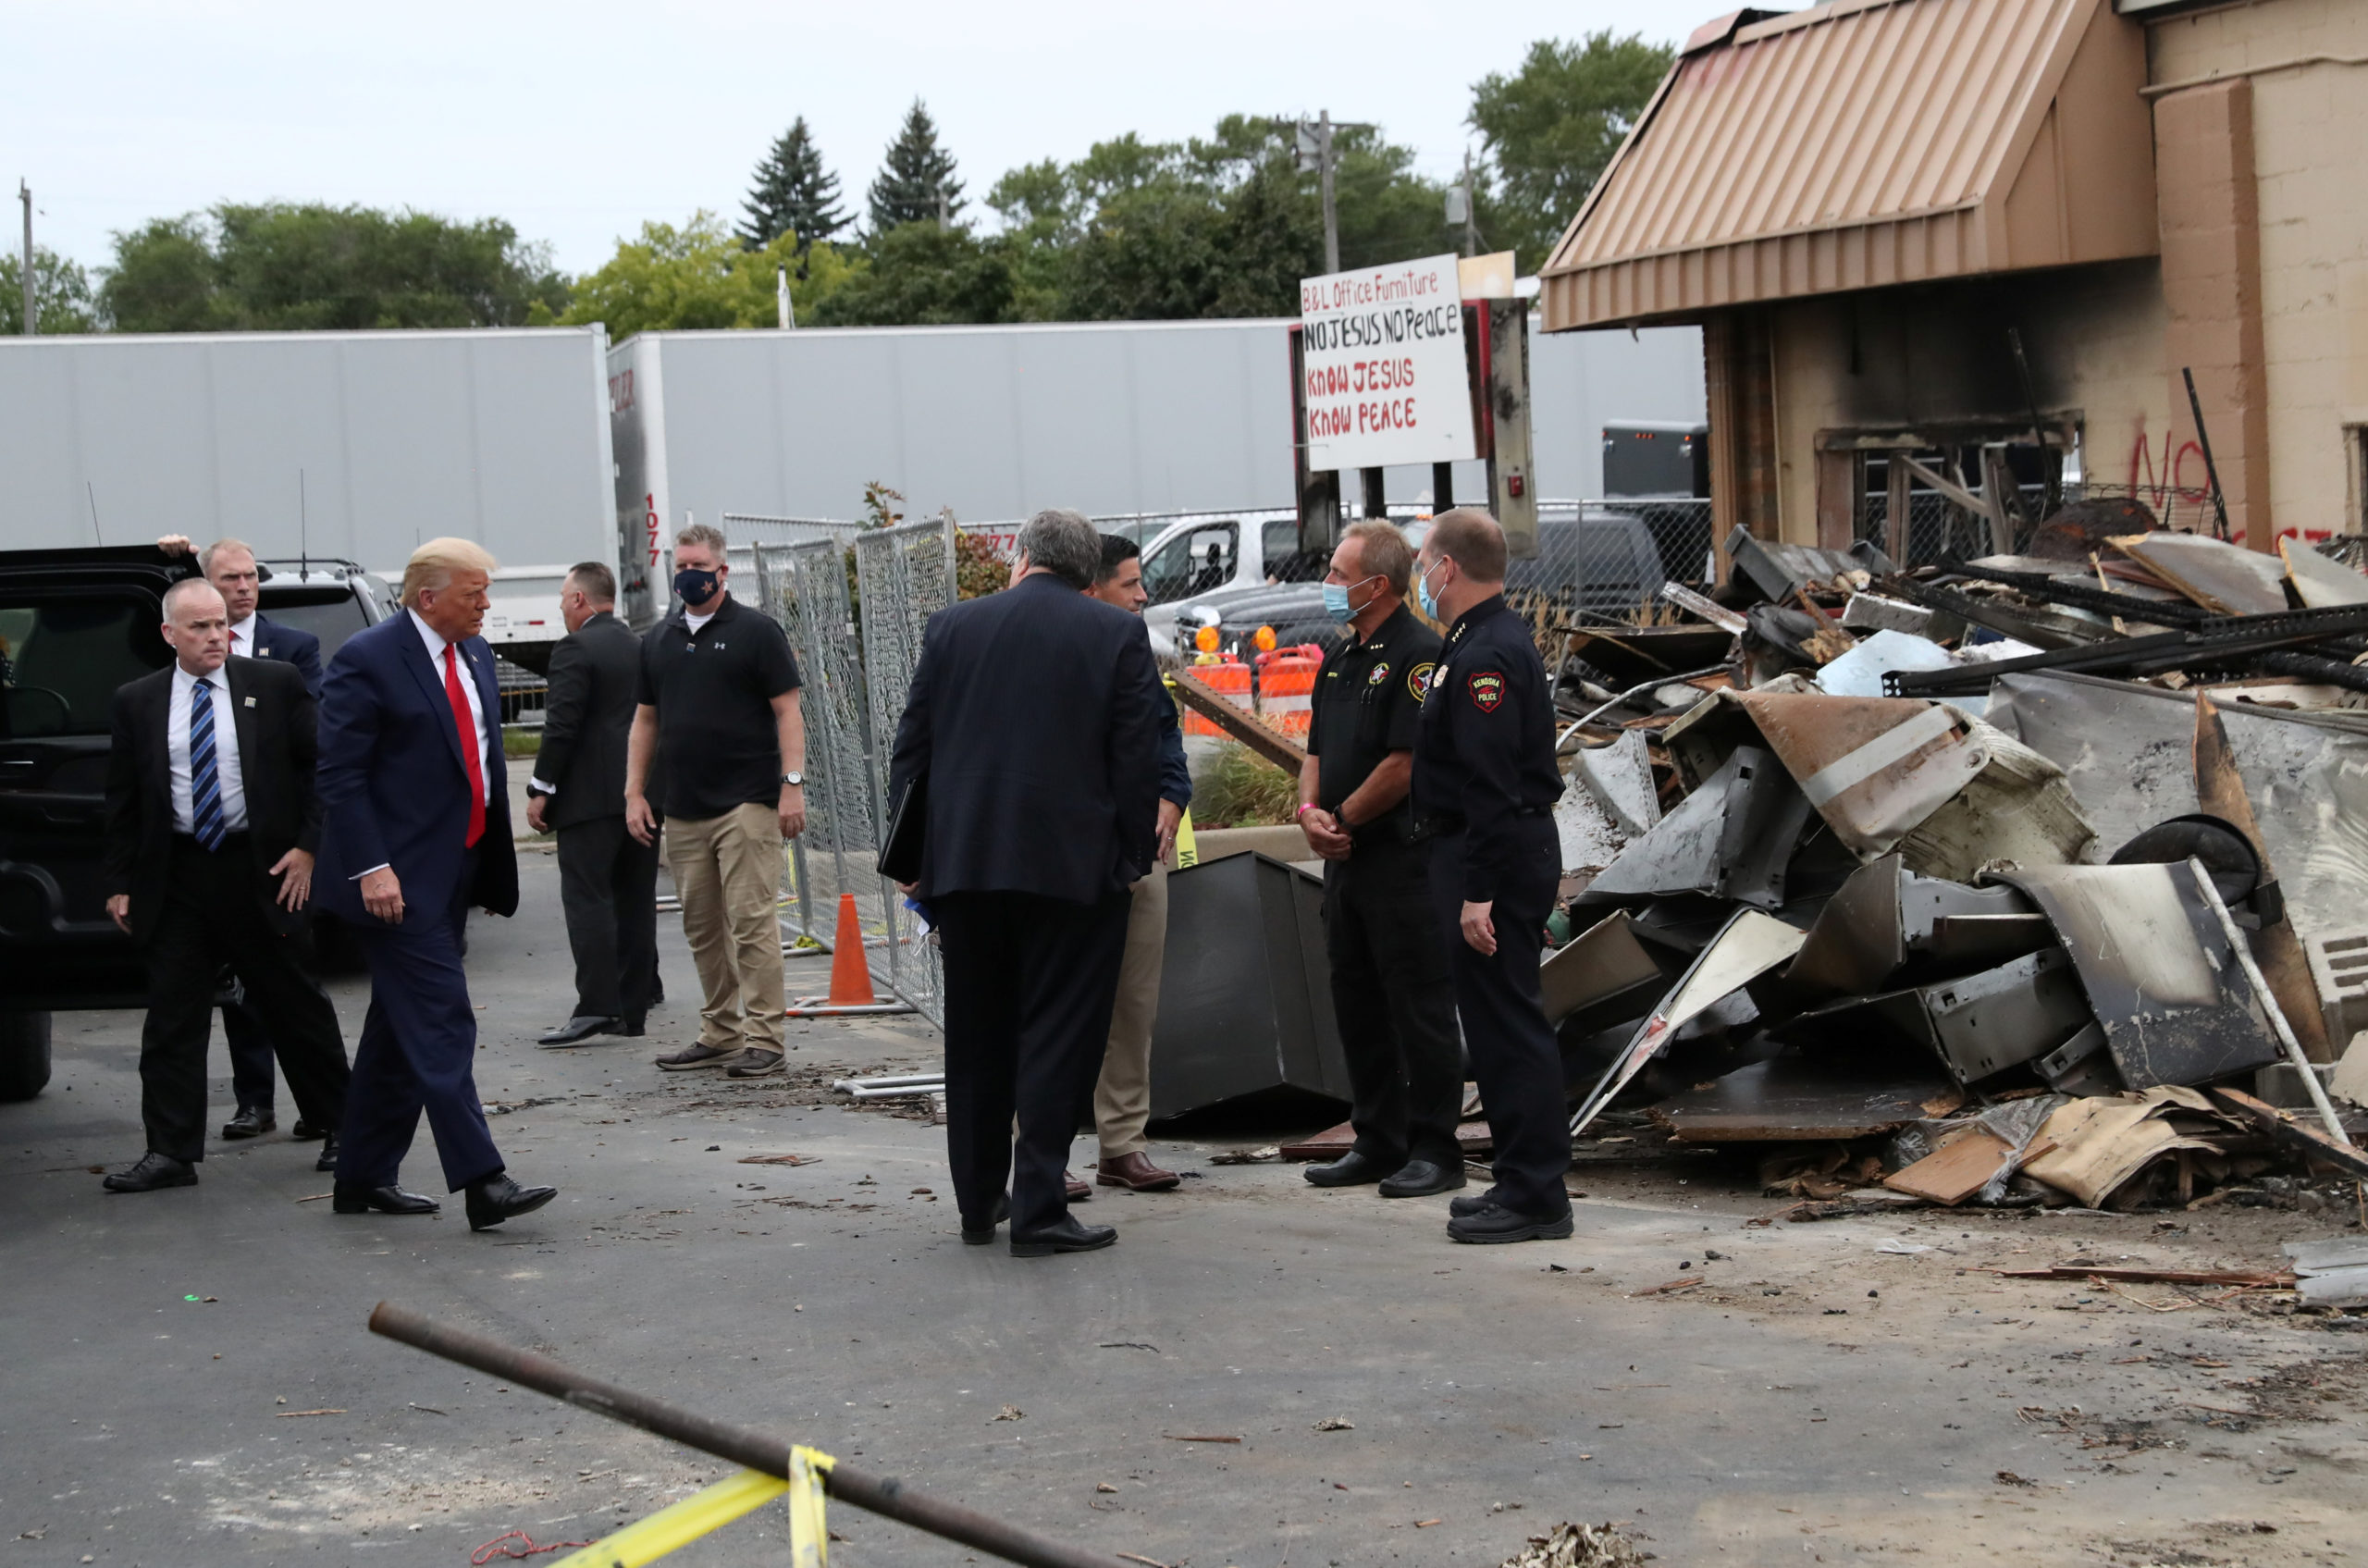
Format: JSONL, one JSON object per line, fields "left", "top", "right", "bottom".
{"left": 444, "top": 643, "right": 486, "bottom": 848}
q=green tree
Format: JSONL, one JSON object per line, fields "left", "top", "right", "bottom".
{"left": 868, "top": 100, "right": 966, "bottom": 234}
{"left": 738, "top": 117, "right": 848, "bottom": 254}
{"left": 0, "top": 246, "right": 100, "bottom": 333}
{"left": 100, "top": 204, "right": 569, "bottom": 331}
{"left": 812, "top": 221, "right": 1013, "bottom": 327}
{"left": 546, "top": 212, "right": 863, "bottom": 338}
{"left": 1469, "top": 31, "right": 1675, "bottom": 271}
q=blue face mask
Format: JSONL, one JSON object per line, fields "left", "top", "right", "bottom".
{"left": 1415, "top": 560, "right": 1445, "bottom": 621}
{"left": 673, "top": 566, "right": 722, "bottom": 606}
{"left": 1321, "top": 573, "right": 1378, "bottom": 624}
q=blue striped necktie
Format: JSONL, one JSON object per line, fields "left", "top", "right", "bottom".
{"left": 190, "top": 677, "right": 226, "bottom": 850}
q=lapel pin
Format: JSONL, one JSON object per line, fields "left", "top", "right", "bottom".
{"left": 243, "top": 696, "right": 257, "bottom": 708}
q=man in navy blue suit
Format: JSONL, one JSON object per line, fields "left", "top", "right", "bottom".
{"left": 158, "top": 533, "right": 333, "bottom": 1149}
{"left": 315, "top": 537, "right": 556, "bottom": 1232}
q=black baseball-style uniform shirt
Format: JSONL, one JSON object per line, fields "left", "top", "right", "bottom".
{"left": 1308, "top": 602, "right": 1441, "bottom": 842}
{"left": 637, "top": 592, "right": 802, "bottom": 821}
{"left": 1412, "top": 594, "right": 1563, "bottom": 902}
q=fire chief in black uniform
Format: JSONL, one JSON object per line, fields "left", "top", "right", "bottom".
{"left": 1297, "top": 521, "right": 1465, "bottom": 1199}
{"left": 1411, "top": 509, "right": 1572, "bottom": 1244}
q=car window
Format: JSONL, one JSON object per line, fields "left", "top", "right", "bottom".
{"left": 0, "top": 594, "right": 172, "bottom": 739}
{"left": 1141, "top": 523, "right": 1239, "bottom": 606}
{"left": 257, "top": 587, "right": 373, "bottom": 659}
{"left": 1263, "top": 519, "right": 1302, "bottom": 578}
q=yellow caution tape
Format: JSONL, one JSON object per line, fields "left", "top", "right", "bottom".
{"left": 548, "top": 1467, "right": 790, "bottom": 1568}
{"left": 1173, "top": 807, "right": 1198, "bottom": 870}
{"left": 788, "top": 1445, "right": 836, "bottom": 1568}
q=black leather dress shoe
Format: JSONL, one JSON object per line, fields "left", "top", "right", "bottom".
{"left": 332, "top": 1181, "right": 438, "bottom": 1216}
{"left": 961, "top": 1194, "right": 1012, "bottom": 1246}
{"left": 537, "top": 1015, "right": 618, "bottom": 1046}
{"left": 221, "top": 1105, "right": 276, "bottom": 1140}
{"left": 314, "top": 1131, "right": 341, "bottom": 1174}
{"left": 1449, "top": 1186, "right": 1503, "bottom": 1218}
{"left": 104, "top": 1151, "right": 197, "bottom": 1192}
{"left": 1303, "top": 1149, "right": 1392, "bottom": 1188}
{"left": 465, "top": 1173, "right": 558, "bottom": 1231}
{"left": 1009, "top": 1215, "right": 1116, "bottom": 1257}
{"left": 1378, "top": 1158, "right": 1466, "bottom": 1198}
{"left": 290, "top": 1119, "right": 327, "bottom": 1142}
{"left": 1445, "top": 1201, "right": 1574, "bottom": 1245}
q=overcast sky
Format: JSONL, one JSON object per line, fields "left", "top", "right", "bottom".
{"left": 8, "top": 1, "right": 1690, "bottom": 278}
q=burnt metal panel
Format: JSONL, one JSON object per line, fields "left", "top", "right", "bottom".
{"left": 1784, "top": 852, "right": 2041, "bottom": 1002}
{"left": 1583, "top": 745, "right": 1811, "bottom": 910}
{"left": 1150, "top": 852, "right": 1351, "bottom": 1117}
{"left": 1782, "top": 945, "right": 2092, "bottom": 1085}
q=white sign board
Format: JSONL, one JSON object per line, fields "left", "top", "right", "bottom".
{"left": 1299, "top": 253, "right": 1475, "bottom": 473}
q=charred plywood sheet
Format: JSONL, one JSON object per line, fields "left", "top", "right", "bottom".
{"left": 2113, "top": 533, "right": 2289, "bottom": 615}
{"left": 2001, "top": 863, "right": 2282, "bottom": 1090}
{"left": 1653, "top": 1052, "right": 1964, "bottom": 1143}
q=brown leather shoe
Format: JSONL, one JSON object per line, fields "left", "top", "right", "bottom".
{"left": 1098, "top": 1152, "right": 1181, "bottom": 1191}
{"left": 1064, "top": 1171, "right": 1093, "bottom": 1202}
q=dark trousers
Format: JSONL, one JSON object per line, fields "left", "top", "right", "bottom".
{"left": 336, "top": 858, "right": 503, "bottom": 1193}
{"left": 934, "top": 889, "right": 1132, "bottom": 1235}
{"left": 222, "top": 987, "right": 277, "bottom": 1111}
{"left": 1429, "top": 818, "right": 1569, "bottom": 1217}
{"left": 137, "top": 835, "right": 351, "bottom": 1164}
{"left": 557, "top": 815, "right": 660, "bottom": 1019}
{"left": 1323, "top": 836, "right": 1464, "bottom": 1170}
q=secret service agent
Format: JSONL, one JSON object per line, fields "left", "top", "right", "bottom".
{"left": 1296, "top": 521, "right": 1464, "bottom": 1200}
{"left": 1410, "top": 509, "right": 1571, "bottom": 1245}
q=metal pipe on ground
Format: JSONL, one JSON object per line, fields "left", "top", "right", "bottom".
{"left": 367, "top": 1303, "right": 1127, "bottom": 1568}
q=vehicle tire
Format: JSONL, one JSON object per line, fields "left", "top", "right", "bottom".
{"left": 0, "top": 1011, "right": 54, "bottom": 1102}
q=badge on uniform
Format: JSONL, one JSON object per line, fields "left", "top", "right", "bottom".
{"left": 1408, "top": 661, "right": 1436, "bottom": 702}
{"left": 1366, "top": 661, "right": 1390, "bottom": 685}
{"left": 1468, "top": 671, "right": 1505, "bottom": 711}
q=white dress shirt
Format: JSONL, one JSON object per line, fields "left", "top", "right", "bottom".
{"left": 167, "top": 661, "right": 250, "bottom": 836}
{"left": 227, "top": 611, "right": 260, "bottom": 660}
{"left": 410, "top": 608, "right": 492, "bottom": 807}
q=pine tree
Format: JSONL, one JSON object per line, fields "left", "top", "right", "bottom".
{"left": 738, "top": 117, "right": 848, "bottom": 252}
{"left": 868, "top": 99, "right": 966, "bottom": 235}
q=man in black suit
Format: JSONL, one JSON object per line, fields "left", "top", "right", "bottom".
{"left": 526, "top": 562, "right": 660, "bottom": 1044}
{"left": 157, "top": 531, "right": 328, "bottom": 1144}
{"left": 99, "top": 578, "right": 351, "bottom": 1192}
{"left": 888, "top": 508, "right": 1161, "bottom": 1257}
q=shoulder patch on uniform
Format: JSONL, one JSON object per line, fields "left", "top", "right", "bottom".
{"left": 1366, "top": 661, "right": 1390, "bottom": 686}
{"left": 1468, "top": 670, "right": 1506, "bottom": 712}
{"left": 1408, "top": 661, "right": 1436, "bottom": 702}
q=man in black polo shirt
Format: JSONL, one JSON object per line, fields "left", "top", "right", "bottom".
{"left": 1296, "top": 520, "right": 1465, "bottom": 1200}
{"left": 625, "top": 524, "right": 808, "bottom": 1079}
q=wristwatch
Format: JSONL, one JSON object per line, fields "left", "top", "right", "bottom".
{"left": 782, "top": 771, "right": 805, "bottom": 787}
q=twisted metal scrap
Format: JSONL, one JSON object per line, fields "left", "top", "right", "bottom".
{"left": 1498, "top": 1520, "right": 1648, "bottom": 1568}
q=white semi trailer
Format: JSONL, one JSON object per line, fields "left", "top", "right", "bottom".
{"left": 608, "top": 317, "right": 1704, "bottom": 540}
{"left": 0, "top": 327, "right": 625, "bottom": 670}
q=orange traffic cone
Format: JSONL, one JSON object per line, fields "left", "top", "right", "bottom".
{"left": 825, "top": 893, "right": 878, "bottom": 1006}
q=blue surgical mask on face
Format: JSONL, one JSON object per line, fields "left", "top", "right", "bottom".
{"left": 1320, "top": 572, "right": 1378, "bottom": 624}
{"left": 1415, "top": 560, "right": 1444, "bottom": 620}
{"left": 673, "top": 566, "right": 721, "bottom": 606}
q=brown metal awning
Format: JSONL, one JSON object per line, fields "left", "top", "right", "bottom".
{"left": 1539, "top": 0, "right": 2157, "bottom": 331}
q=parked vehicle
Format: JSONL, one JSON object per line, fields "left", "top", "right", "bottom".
{"left": 0, "top": 547, "right": 191, "bottom": 1097}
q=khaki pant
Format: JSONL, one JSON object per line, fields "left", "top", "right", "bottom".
{"left": 1093, "top": 864, "right": 1168, "bottom": 1159}
{"left": 663, "top": 803, "right": 787, "bottom": 1056}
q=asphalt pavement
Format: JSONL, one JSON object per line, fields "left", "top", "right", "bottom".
{"left": 4, "top": 851, "right": 2362, "bottom": 1568}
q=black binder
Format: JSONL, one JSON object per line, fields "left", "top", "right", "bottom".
{"left": 877, "top": 773, "right": 927, "bottom": 883}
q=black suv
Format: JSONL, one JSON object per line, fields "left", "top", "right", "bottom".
{"left": 0, "top": 549, "right": 390, "bottom": 1101}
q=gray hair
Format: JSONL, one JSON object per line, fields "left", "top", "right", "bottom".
{"left": 1015, "top": 509, "right": 1102, "bottom": 590}
{"left": 674, "top": 523, "right": 729, "bottom": 560}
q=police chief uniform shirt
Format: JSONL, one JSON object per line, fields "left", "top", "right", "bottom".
{"left": 1308, "top": 602, "right": 1440, "bottom": 840}
{"left": 637, "top": 593, "right": 803, "bottom": 821}
{"left": 1411, "top": 594, "right": 1563, "bottom": 900}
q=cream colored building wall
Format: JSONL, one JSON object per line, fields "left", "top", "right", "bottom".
{"left": 2151, "top": 0, "right": 2368, "bottom": 538}
{"left": 1764, "top": 264, "right": 2173, "bottom": 544}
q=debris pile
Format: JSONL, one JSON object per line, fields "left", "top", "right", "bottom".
{"left": 1540, "top": 524, "right": 2368, "bottom": 1222}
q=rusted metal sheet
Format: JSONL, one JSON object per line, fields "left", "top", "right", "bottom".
{"left": 2000, "top": 863, "right": 2283, "bottom": 1090}
{"left": 1538, "top": 0, "right": 2156, "bottom": 329}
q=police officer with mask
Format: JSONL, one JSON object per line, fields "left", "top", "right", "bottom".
{"left": 1410, "top": 509, "right": 1571, "bottom": 1244}
{"left": 1297, "top": 521, "right": 1464, "bottom": 1200}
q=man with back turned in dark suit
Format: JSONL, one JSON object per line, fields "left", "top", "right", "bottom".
{"left": 526, "top": 562, "right": 660, "bottom": 1044}
{"left": 157, "top": 531, "right": 328, "bottom": 1145}
{"left": 98, "top": 578, "right": 351, "bottom": 1192}
{"left": 888, "top": 508, "right": 1162, "bottom": 1258}
{"left": 314, "top": 537, "right": 556, "bottom": 1232}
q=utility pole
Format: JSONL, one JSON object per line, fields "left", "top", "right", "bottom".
{"left": 776, "top": 264, "right": 794, "bottom": 329}
{"left": 1318, "top": 110, "right": 1338, "bottom": 276}
{"left": 1462, "top": 149, "right": 1481, "bottom": 257}
{"left": 18, "top": 180, "right": 34, "bottom": 338}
